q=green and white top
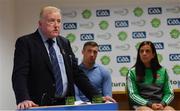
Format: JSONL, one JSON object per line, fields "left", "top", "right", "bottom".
{"left": 127, "top": 67, "right": 174, "bottom": 106}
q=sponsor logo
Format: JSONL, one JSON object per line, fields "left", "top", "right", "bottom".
{"left": 72, "top": 45, "right": 78, "bottom": 53}
{"left": 80, "top": 33, "right": 94, "bottom": 41}
{"left": 119, "top": 67, "right": 129, "bottom": 76}
{"left": 168, "top": 41, "right": 180, "bottom": 49}
{"left": 65, "top": 33, "right": 76, "bottom": 43}
{"left": 133, "top": 7, "right": 143, "bottom": 17}
{"left": 96, "top": 9, "right": 110, "bottom": 17}
{"left": 100, "top": 55, "right": 111, "bottom": 65}
{"left": 151, "top": 18, "right": 161, "bottom": 28}
{"left": 98, "top": 45, "right": 112, "bottom": 52}
{"left": 63, "top": 23, "right": 77, "bottom": 30}
{"left": 113, "top": 8, "right": 129, "bottom": 16}
{"left": 132, "top": 31, "right": 146, "bottom": 39}
{"left": 135, "top": 42, "right": 141, "bottom": 50}
{"left": 149, "top": 31, "right": 164, "bottom": 38}
{"left": 167, "top": 18, "right": 180, "bottom": 25}
{"left": 108, "top": 68, "right": 113, "bottom": 73}
{"left": 118, "top": 31, "right": 128, "bottom": 41}
{"left": 172, "top": 65, "right": 180, "bottom": 75}
{"left": 169, "top": 54, "right": 180, "bottom": 61}
{"left": 148, "top": 7, "right": 162, "bottom": 14}
{"left": 170, "top": 29, "right": 180, "bottom": 39}
{"left": 99, "top": 20, "right": 109, "bottom": 30}
{"left": 115, "top": 20, "right": 129, "bottom": 28}
{"left": 157, "top": 53, "right": 163, "bottom": 63}
{"left": 79, "top": 22, "right": 94, "bottom": 29}
{"left": 112, "top": 82, "right": 126, "bottom": 87}
{"left": 157, "top": 54, "right": 163, "bottom": 63}
{"left": 115, "top": 44, "right": 130, "bottom": 51}
{"left": 131, "top": 19, "right": 146, "bottom": 27}
{"left": 116, "top": 56, "right": 131, "bottom": 63}
{"left": 66, "top": 96, "right": 75, "bottom": 105}
{"left": 170, "top": 80, "right": 180, "bottom": 88}
{"left": 82, "top": 9, "right": 92, "bottom": 19}
{"left": 166, "top": 6, "right": 180, "bottom": 13}
{"left": 62, "top": 11, "right": 77, "bottom": 18}
{"left": 153, "top": 42, "right": 164, "bottom": 50}
{"left": 97, "top": 33, "right": 112, "bottom": 40}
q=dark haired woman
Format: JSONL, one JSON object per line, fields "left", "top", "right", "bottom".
{"left": 127, "top": 41, "right": 175, "bottom": 111}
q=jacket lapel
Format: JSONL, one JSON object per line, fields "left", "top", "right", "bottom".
{"left": 34, "top": 31, "right": 54, "bottom": 75}
{"left": 56, "top": 37, "right": 69, "bottom": 66}
{"left": 56, "top": 37, "right": 71, "bottom": 79}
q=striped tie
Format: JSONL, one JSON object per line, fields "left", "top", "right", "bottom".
{"left": 47, "top": 39, "right": 63, "bottom": 97}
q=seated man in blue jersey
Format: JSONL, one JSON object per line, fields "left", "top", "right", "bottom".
{"left": 75, "top": 41, "right": 113, "bottom": 103}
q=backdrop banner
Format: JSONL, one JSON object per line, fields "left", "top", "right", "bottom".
{"left": 61, "top": 3, "right": 180, "bottom": 91}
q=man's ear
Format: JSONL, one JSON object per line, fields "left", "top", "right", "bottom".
{"left": 39, "top": 20, "right": 42, "bottom": 26}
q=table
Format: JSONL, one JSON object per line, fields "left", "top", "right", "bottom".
{"left": 29, "top": 103, "right": 119, "bottom": 110}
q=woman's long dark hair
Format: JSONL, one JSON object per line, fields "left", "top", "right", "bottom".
{"left": 134, "top": 41, "right": 162, "bottom": 83}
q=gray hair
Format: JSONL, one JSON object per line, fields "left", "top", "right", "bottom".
{"left": 40, "top": 6, "right": 61, "bottom": 19}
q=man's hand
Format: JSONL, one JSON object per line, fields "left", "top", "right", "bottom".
{"left": 102, "top": 96, "right": 116, "bottom": 103}
{"left": 17, "top": 100, "right": 39, "bottom": 109}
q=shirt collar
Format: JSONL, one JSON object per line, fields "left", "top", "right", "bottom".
{"left": 38, "top": 28, "right": 57, "bottom": 43}
{"left": 79, "top": 63, "right": 98, "bottom": 70}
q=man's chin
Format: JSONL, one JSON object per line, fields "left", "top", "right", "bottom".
{"left": 51, "top": 34, "right": 59, "bottom": 37}
{"left": 90, "top": 61, "right": 95, "bottom": 64}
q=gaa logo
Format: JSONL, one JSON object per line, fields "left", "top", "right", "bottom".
{"left": 96, "top": 9, "right": 110, "bottom": 17}
{"left": 148, "top": 7, "right": 162, "bottom": 14}
{"left": 169, "top": 54, "right": 180, "bottom": 61}
{"left": 153, "top": 42, "right": 164, "bottom": 50}
{"left": 167, "top": 18, "right": 180, "bottom": 25}
{"left": 116, "top": 56, "right": 131, "bottom": 63}
{"left": 115, "top": 20, "right": 129, "bottom": 28}
{"left": 98, "top": 45, "right": 112, "bottom": 52}
{"left": 63, "top": 23, "right": 77, "bottom": 30}
{"left": 80, "top": 33, "right": 94, "bottom": 41}
{"left": 132, "top": 31, "right": 146, "bottom": 39}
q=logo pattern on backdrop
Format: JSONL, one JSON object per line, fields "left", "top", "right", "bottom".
{"left": 61, "top": 4, "right": 180, "bottom": 91}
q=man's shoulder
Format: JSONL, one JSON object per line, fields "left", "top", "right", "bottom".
{"left": 17, "top": 30, "right": 39, "bottom": 41}
{"left": 95, "top": 64, "right": 105, "bottom": 69}
{"left": 57, "top": 36, "right": 69, "bottom": 42}
{"left": 96, "top": 64, "right": 110, "bottom": 74}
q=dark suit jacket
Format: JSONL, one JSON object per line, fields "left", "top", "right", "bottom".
{"left": 12, "top": 30, "right": 98, "bottom": 105}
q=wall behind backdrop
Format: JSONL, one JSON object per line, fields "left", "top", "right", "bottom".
{"left": 0, "top": 0, "right": 179, "bottom": 109}
{"left": 0, "top": 0, "right": 15, "bottom": 109}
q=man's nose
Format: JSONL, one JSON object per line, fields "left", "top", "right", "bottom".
{"left": 142, "top": 51, "right": 147, "bottom": 55}
{"left": 90, "top": 52, "right": 95, "bottom": 56}
{"left": 54, "top": 21, "right": 60, "bottom": 26}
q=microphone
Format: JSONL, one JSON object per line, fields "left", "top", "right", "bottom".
{"left": 40, "top": 92, "right": 47, "bottom": 105}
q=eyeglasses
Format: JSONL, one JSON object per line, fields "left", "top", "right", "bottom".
{"left": 46, "top": 18, "right": 61, "bottom": 25}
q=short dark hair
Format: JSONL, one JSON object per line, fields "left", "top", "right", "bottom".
{"left": 83, "top": 41, "right": 98, "bottom": 50}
